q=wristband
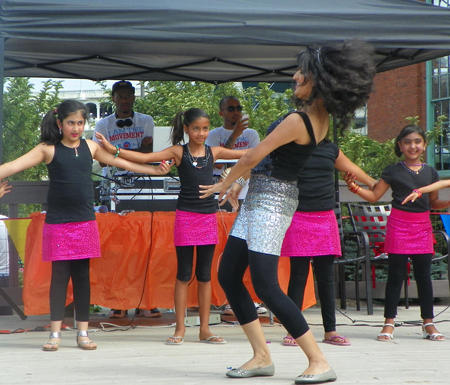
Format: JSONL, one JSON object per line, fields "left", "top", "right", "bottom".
{"left": 413, "top": 189, "right": 422, "bottom": 198}
{"left": 114, "top": 145, "right": 120, "bottom": 158}
{"left": 220, "top": 168, "right": 231, "bottom": 179}
{"left": 236, "top": 177, "right": 247, "bottom": 188}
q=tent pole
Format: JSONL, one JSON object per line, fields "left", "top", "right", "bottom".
{"left": 333, "top": 115, "right": 339, "bottom": 203}
{"left": 0, "top": 37, "right": 4, "bottom": 163}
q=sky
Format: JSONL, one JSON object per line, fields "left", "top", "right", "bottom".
{"left": 29, "top": 78, "right": 140, "bottom": 92}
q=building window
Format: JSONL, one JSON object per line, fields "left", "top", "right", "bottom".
{"left": 430, "top": 0, "right": 450, "bottom": 172}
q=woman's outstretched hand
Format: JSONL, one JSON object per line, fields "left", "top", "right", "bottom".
{"left": 0, "top": 181, "right": 12, "bottom": 198}
{"left": 199, "top": 181, "right": 239, "bottom": 209}
{"left": 95, "top": 132, "right": 116, "bottom": 154}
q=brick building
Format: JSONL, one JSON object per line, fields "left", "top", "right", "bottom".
{"left": 368, "top": 0, "right": 450, "bottom": 177}
{"left": 368, "top": 64, "right": 427, "bottom": 143}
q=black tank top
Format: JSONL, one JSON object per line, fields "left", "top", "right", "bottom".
{"left": 45, "top": 140, "right": 95, "bottom": 224}
{"left": 176, "top": 144, "right": 217, "bottom": 214}
{"left": 252, "top": 111, "right": 318, "bottom": 181}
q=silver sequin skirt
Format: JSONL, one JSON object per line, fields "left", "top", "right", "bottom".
{"left": 230, "top": 174, "right": 298, "bottom": 255}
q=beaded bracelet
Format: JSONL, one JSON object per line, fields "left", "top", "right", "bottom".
{"left": 236, "top": 177, "right": 247, "bottom": 188}
{"left": 114, "top": 145, "right": 120, "bottom": 158}
{"left": 413, "top": 189, "right": 423, "bottom": 198}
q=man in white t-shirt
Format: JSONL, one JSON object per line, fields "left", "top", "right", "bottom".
{"left": 93, "top": 81, "right": 160, "bottom": 319}
{"left": 206, "top": 98, "right": 266, "bottom": 316}
{"left": 205, "top": 96, "right": 260, "bottom": 202}
{"left": 93, "top": 80, "right": 154, "bottom": 168}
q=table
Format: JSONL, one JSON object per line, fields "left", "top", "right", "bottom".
{"left": 23, "top": 211, "right": 315, "bottom": 315}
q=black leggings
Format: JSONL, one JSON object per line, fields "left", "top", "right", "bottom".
{"left": 175, "top": 244, "right": 215, "bottom": 282}
{"left": 218, "top": 236, "right": 309, "bottom": 339}
{"left": 288, "top": 255, "right": 336, "bottom": 333}
{"left": 384, "top": 253, "right": 434, "bottom": 319}
{"left": 50, "top": 259, "right": 91, "bottom": 322}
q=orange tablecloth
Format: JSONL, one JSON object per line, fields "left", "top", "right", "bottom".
{"left": 23, "top": 211, "right": 316, "bottom": 315}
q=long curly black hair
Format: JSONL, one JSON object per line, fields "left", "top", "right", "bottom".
{"left": 294, "top": 39, "right": 376, "bottom": 134}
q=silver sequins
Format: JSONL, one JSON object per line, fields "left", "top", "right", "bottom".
{"left": 230, "top": 174, "right": 298, "bottom": 255}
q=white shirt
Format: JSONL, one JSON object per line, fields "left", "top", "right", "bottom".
{"left": 205, "top": 126, "right": 260, "bottom": 199}
{"left": 93, "top": 112, "right": 154, "bottom": 150}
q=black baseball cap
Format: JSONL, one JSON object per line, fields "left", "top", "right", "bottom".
{"left": 112, "top": 80, "right": 135, "bottom": 95}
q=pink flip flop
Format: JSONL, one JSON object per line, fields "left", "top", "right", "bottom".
{"left": 322, "top": 335, "right": 351, "bottom": 346}
{"left": 283, "top": 336, "right": 298, "bottom": 346}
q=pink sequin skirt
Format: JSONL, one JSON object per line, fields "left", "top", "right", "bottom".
{"left": 42, "top": 220, "right": 101, "bottom": 262}
{"left": 384, "top": 208, "right": 433, "bottom": 254}
{"left": 173, "top": 210, "right": 219, "bottom": 246}
{"left": 280, "top": 210, "right": 341, "bottom": 257}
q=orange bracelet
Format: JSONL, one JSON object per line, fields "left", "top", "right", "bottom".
{"left": 348, "top": 183, "right": 361, "bottom": 194}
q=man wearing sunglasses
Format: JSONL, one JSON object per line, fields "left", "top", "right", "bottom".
{"left": 206, "top": 96, "right": 265, "bottom": 317}
{"left": 93, "top": 80, "right": 154, "bottom": 168}
{"left": 205, "top": 96, "right": 260, "bottom": 204}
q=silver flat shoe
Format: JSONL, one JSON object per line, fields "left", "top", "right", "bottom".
{"left": 226, "top": 363, "right": 275, "bottom": 378}
{"left": 295, "top": 368, "right": 337, "bottom": 384}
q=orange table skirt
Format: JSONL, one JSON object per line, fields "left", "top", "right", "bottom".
{"left": 23, "top": 211, "right": 316, "bottom": 315}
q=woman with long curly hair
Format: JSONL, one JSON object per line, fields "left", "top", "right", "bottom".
{"left": 200, "top": 39, "right": 376, "bottom": 384}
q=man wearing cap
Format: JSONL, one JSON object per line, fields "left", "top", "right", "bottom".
{"left": 93, "top": 80, "right": 154, "bottom": 167}
{"left": 93, "top": 81, "right": 160, "bottom": 319}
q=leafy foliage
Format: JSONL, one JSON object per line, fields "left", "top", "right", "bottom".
{"left": 2, "top": 78, "right": 62, "bottom": 216}
{"left": 97, "top": 80, "right": 293, "bottom": 139}
{"left": 2, "top": 77, "right": 62, "bottom": 180}
{"left": 337, "top": 132, "right": 397, "bottom": 179}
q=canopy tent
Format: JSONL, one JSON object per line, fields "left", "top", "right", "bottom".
{"left": 2, "top": 0, "right": 450, "bottom": 84}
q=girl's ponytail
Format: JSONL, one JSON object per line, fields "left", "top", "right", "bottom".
{"left": 170, "top": 112, "right": 186, "bottom": 146}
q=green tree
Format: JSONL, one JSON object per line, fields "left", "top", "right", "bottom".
{"left": 2, "top": 78, "right": 62, "bottom": 216}
{"left": 2, "top": 77, "right": 62, "bottom": 180}
{"left": 97, "top": 80, "right": 293, "bottom": 139}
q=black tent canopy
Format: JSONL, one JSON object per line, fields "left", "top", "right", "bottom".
{"left": 2, "top": 0, "right": 450, "bottom": 84}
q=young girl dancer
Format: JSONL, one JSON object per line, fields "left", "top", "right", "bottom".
{"left": 0, "top": 100, "right": 170, "bottom": 351}
{"left": 96, "top": 107, "right": 247, "bottom": 345}
{"left": 345, "top": 124, "right": 449, "bottom": 342}
{"left": 200, "top": 40, "right": 375, "bottom": 384}
{"left": 280, "top": 140, "right": 377, "bottom": 347}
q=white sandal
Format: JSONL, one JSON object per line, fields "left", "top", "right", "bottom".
{"left": 43, "top": 331, "right": 61, "bottom": 351}
{"left": 377, "top": 323, "right": 395, "bottom": 342}
{"left": 422, "top": 323, "right": 445, "bottom": 341}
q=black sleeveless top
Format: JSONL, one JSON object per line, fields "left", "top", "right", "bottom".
{"left": 176, "top": 144, "right": 217, "bottom": 214}
{"left": 252, "top": 111, "right": 317, "bottom": 181}
{"left": 46, "top": 140, "right": 95, "bottom": 224}
{"left": 296, "top": 140, "right": 339, "bottom": 212}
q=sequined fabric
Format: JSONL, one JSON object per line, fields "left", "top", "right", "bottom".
{"left": 173, "top": 210, "right": 219, "bottom": 246}
{"left": 230, "top": 174, "right": 298, "bottom": 255}
{"left": 280, "top": 210, "right": 341, "bottom": 257}
{"left": 384, "top": 208, "right": 433, "bottom": 254}
{"left": 42, "top": 220, "right": 101, "bottom": 262}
